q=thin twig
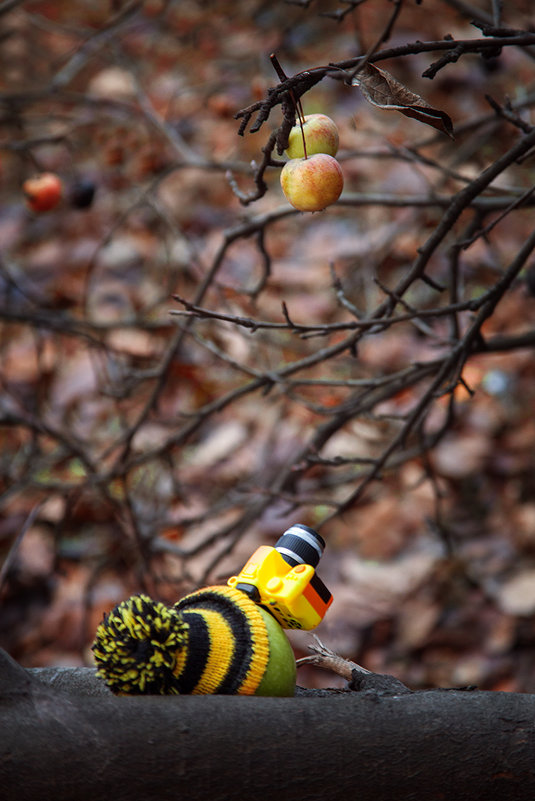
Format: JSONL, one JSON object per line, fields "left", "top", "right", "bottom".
{"left": 0, "top": 500, "right": 45, "bottom": 591}
{"left": 296, "top": 635, "right": 371, "bottom": 680}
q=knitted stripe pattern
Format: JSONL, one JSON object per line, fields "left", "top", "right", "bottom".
{"left": 174, "top": 586, "right": 270, "bottom": 695}
{"left": 92, "top": 586, "right": 270, "bottom": 696}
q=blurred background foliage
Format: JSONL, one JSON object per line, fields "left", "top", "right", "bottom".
{"left": 1, "top": 0, "right": 535, "bottom": 691}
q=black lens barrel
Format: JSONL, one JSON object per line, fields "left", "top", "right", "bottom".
{"left": 275, "top": 524, "right": 325, "bottom": 568}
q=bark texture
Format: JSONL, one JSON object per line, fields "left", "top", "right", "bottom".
{"left": 1, "top": 648, "right": 534, "bottom": 801}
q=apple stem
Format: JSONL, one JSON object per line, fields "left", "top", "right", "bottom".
{"left": 295, "top": 99, "right": 308, "bottom": 159}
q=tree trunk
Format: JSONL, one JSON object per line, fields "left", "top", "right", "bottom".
{"left": 1, "top": 648, "right": 534, "bottom": 801}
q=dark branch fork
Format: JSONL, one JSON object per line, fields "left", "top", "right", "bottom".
{"left": 232, "top": 30, "right": 535, "bottom": 204}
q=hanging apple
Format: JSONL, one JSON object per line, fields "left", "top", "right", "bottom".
{"left": 280, "top": 153, "right": 343, "bottom": 212}
{"left": 285, "top": 113, "right": 339, "bottom": 159}
{"left": 23, "top": 172, "right": 63, "bottom": 213}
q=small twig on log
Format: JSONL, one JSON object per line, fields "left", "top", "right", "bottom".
{"left": 296, "top": 634, "right": 372, "bottom": 681}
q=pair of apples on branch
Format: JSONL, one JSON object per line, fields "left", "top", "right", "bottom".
{"left": 280, "top": 112, "right": 343, "bottom": 213}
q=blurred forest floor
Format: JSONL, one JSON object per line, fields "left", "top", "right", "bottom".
{"left": 1, "top": 0, "right": 535, "bottom": 692}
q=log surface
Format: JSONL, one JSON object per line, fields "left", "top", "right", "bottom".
{"left": 1, "top": 649, "right": 534, "bottom": 801}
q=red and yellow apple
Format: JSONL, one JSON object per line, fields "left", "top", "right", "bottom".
{"left": 280, "top": 153, "right": 343, "bottom": 212}
{"left": 285, "top": 113, "right": 339, "bottom": 159}
{"left": 23, "top": 172, "right": 63, "bottom": 212}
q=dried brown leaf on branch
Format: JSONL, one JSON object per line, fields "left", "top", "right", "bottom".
{"left": 352, "top": 63, "right": 454, "bottom": 138}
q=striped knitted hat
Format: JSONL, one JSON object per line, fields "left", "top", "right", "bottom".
{"left": 92, "top": 586, "right": 270, "bottom": 696}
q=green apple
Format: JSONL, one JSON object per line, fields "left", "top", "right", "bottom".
{"left": 280, "top": 153, "right": 344, "bottom": 212}
{"left": 255, "top": 605, "right": 296, "bottom": 696}
{"left": 285, "top": 114, "right": 339, "bottom": 159}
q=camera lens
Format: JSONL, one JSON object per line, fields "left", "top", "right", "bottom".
{"left": 275, "top": 524, "right": 325, "bottom": 568}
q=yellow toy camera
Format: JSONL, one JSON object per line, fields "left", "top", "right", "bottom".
{"left": 228, "top": 524, "right": 333, "bottom": 630}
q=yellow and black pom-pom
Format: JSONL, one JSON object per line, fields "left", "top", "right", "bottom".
{"left": 92, "top": 594, "right": 189, "bottom": 695}
{"left": 92, "top": 586, "right": 273, "bottom": 696}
